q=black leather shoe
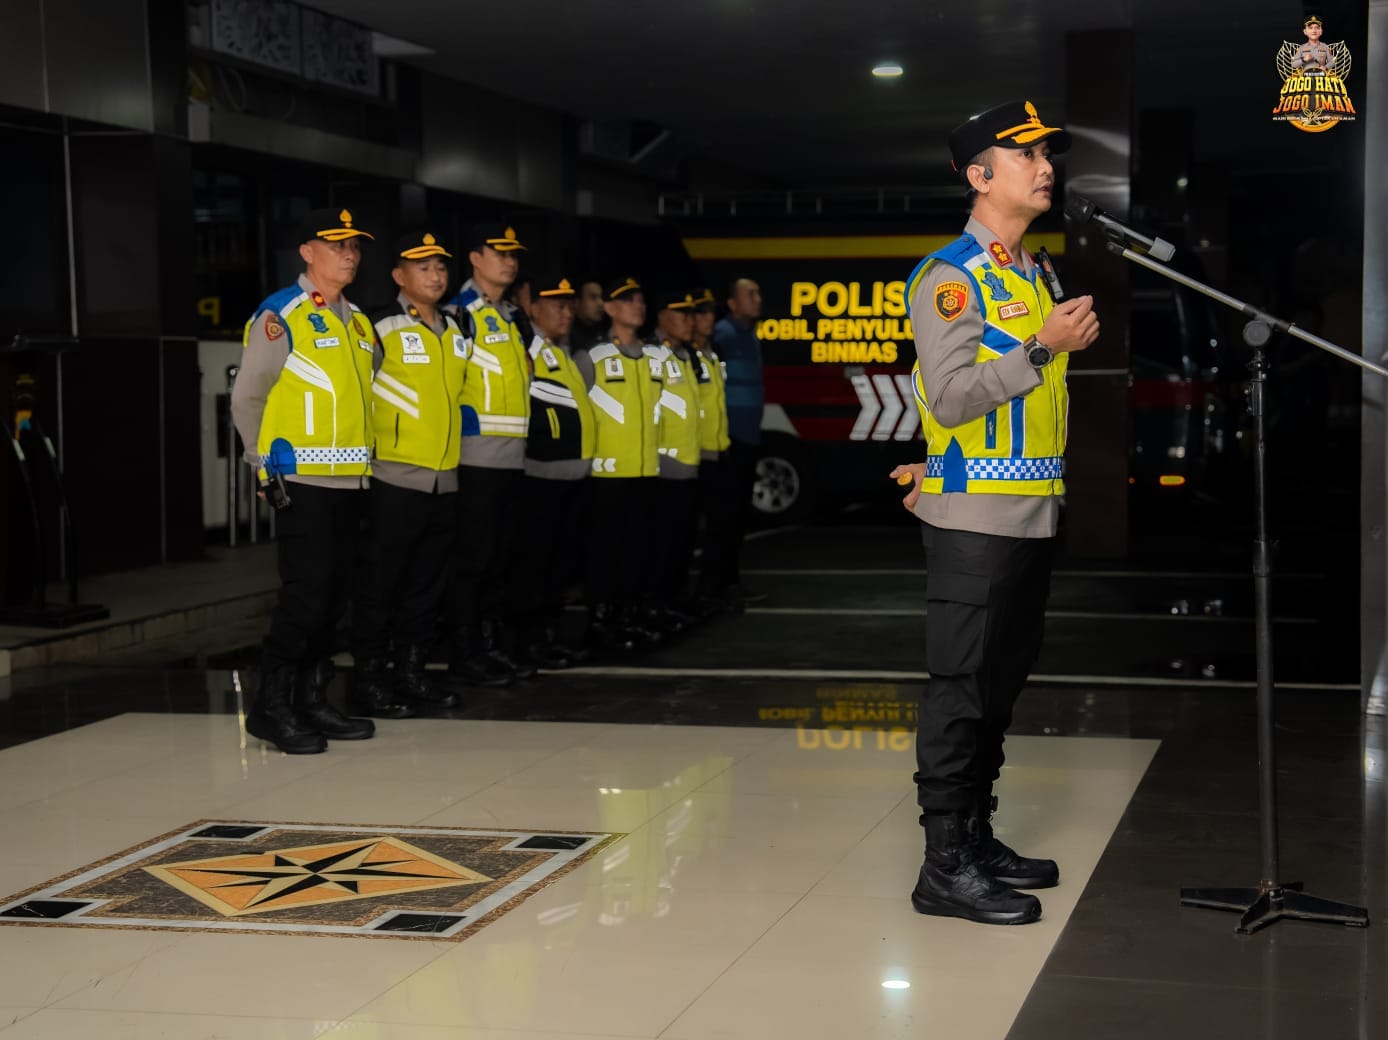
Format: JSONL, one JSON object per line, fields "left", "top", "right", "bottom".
{"left": 246, "top": 664, "right": 328, "bottom": 754}
{"left": 911, "top": 812, "right": 1041, "bottom": 925}
{"left": 975, "top": 795, "right": 1059, "bottom": 889}
{"left": 351, "top": 658, "right": 415, "bottom": 720}
{"left": 297, "top": 660, "right": 376, "bottom": 739}
{"left": 394, "top": 644, "right": 458, "bottom": 709}
{"left": 445, "top": 626, "right": 516, "bottom": 688}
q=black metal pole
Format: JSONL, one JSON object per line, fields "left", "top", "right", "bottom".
{"left": 1248, "top": 345, "right": 1280, "bottom": 891}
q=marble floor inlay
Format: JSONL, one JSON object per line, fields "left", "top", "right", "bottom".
{"left": 0, "top": 821, "right": 620, "bottom": 941}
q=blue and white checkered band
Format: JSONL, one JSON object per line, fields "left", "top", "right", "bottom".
{"left": 925, "top": 456, "right": 1064, "bottom": 481}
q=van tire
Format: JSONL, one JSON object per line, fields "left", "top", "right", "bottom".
{"left": 751, "top": 433, "right": 816, "bottom": 525}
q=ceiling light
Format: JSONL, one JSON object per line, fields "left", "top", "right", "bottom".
{"left": 882, "top": 979, "right": 911, "bottom": 990}
{"left": 872, "top": 64, "right": 904, "bottom": 78}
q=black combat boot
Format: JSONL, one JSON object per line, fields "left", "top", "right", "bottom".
{"left": 480, "top": 620, "right": 537, "bottom": 680}
{"left": 296, "top": 660, "right": 376, "bottom": 739}
{"left": 586, "top": 604, "right": 636, "bottom": 652}
{"left": 445, "top": 626, "right": 515, "bottom": 689}
{"left": 395, "top": 644, "right": 457, "bottom": 709}
{"left": 911, "top": 811, "right": 1042, "bottom": 925}
{"left": 619, "top": 605, "right": 664, "bottom": 647}
{"left": 522, "top": 623, "right": 578, "bottom": 670}
{"left": 973, "top": 793, "right": 1059, "bottom": 889}
{"left": 245, "top": 663, "right": 328, "bottom": 755}
{"left": 352, "top": 657, "right": 416, "bottom": 719}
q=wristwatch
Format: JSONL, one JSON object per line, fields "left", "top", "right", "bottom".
{"left": 1024, "top": 336, "right": 1054, "bottom": 369}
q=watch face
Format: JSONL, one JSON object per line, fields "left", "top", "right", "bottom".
{"left": 1027, "top": 345, "right": 1052, "bottom": 367}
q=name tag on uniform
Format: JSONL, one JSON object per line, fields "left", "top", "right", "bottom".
{"left": 665, "top": 359, "right": 683, "bottom": 383}
{"left": 403, "top": 354, "right": 431, "bottom": 365}
{"left": 648, "top": 358, "right": 663, "bottom": 380}
{"left": 603, "top": 356, "right": 625, "bottom": 380}
{"left": 453, "top": 334, "right": 469, "bottom": 359}
{"left": 998, "top": 302, "right": 1032, "bottom": 320}
{"left": 401, "top": 332, "right": 425, "bottom": 354}
{"left": 482, "top": 332, "right": 510, "bottom": 345}
{"left": 314, "top": 337, "right": 340, "bottom": 348}
{"left": 357, "top": 339, "right": 374, "bottom": 353}
{"left": 541, "top": 346, "right": 560, "bottom": 370}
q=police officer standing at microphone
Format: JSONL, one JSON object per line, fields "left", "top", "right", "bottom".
{"left": 231, "top": 207, "right": 378, "bottom": 754}
{"left": 891, "top": 101, "right": 1100, "bottom": 925}
{"left": 352, "top": 231, "right": 468, "bottom": 717}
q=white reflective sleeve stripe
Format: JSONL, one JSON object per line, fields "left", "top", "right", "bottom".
{"left": 374, "top": 369, "right": 420, "bottom": 403}
{"left": 531, "top": 382, "right": 577, "bottom": 407}
{"left": 589, "top": 386, "right": 625, "bottom": 423}
{"left": 283, "top": 352, "right": 334, "bottom": 392}
{"left": 372, "top": 381, "right": 421, "bottom": 420}
{"left": 304, "top": 391, "right": 315, "bottom": 436}
{"left": 658, "top": 389, "right": 688, "bottom": 419}
{"left": 483, "top": 369, "right": 493, "bottom": 411}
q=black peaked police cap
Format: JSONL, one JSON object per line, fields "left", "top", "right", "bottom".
{"left": 948, "top": 100, "right": 1072, "bottom": 178}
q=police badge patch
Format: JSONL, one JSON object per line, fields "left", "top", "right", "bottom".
{"left": 934, "top": 281, "right": 969, "bottom": 322}
{"left": 264, "top": 313, "right": 285, "bottom": 340}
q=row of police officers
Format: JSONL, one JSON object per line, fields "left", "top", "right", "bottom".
{"left": 231, "top": 211, "right": 741, "bottom": 755}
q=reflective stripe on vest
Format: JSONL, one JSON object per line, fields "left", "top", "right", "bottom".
{"left": 647, "top": 344, "right": 701, "bottom": 465}
{"left": 906, "top": 233, "right": 1067, "bottom": 498}
{"left": 587, "top": 341, "right": 662, "bottom": 478}
{"left": 248, "top": 287, "right": 373, "bottom": 479}
{"left": 371, "top": 309, "right": 466, "bottom": 471}
{"left": 458, "top": 296, "right": 529, "bottom": 438}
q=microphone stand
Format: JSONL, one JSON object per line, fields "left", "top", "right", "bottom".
{"left": 1101, "top": 238, "right": 1375, "bottom": 934}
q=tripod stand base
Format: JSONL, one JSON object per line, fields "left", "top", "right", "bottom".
{"left": 1181, "top": 883, "right": 1369, "bottom": 935}
{"left": 0, "top": 602, "right": 110, "bottom": 628}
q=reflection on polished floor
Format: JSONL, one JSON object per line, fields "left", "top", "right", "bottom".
{"left": 0, "top": 712, "right": 1154, "bottom": 1038}
{"left": 0, "top": 513, "right": 1382, "bottom": 1037}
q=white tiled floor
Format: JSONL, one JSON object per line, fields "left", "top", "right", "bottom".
{"left": 0, "top": 713, "right": 1158, "bottom": 1038}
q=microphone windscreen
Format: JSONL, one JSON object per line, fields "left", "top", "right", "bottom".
{"left": 1063, "top": 194, "right": 1094, "bottom": 224}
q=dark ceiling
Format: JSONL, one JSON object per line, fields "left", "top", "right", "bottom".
{"left": 315, "top": 0, "right": 1327, "bottom": 187}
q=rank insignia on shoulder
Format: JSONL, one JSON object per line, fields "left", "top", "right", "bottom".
{"left": 264, "top": 314, "right": 285, "bottom": 340}
{"left": 988, "top": 241, "right": 1014, "bottom": 268}
{"left": 934, "top": 281, "right": 969, "bottom": 322}
{"left": 311, "top": 291, "right": 327, "bottom": 308}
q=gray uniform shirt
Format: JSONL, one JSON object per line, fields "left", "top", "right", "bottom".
{"left": 910, "top": 216, "right": 1060, "bottom": 539}
{"left": 371, "top": 292, "right": 460, "bottom": 495}
{"left": 231, "top": 273, "right": 366, "bottom": 490}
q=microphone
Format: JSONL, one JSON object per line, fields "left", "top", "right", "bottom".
{"left": 1064, "top": 194, "right": 1176, "bottom": 262}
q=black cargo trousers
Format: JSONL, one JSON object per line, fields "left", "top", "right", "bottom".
{"left": 914, "top": 522, "right": 1054, "bottom": 813}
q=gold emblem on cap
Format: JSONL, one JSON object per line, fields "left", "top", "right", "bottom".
{"left": 559, "top": 279, "right": 572, "bottom": 291}
{"left": 423, "top": 233, "right": 436, "bottom": 245}
{"left": 504, "top": 227, "right": 517, "bottom": 240}
{"left": 339, "top": 209, "right": 353, "bottom": 227}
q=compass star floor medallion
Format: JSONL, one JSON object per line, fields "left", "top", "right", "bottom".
{"left": 0, "top": 822, "right": 620, "bottom": 941}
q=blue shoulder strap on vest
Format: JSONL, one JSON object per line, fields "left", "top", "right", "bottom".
{"left": 904, "top": 234, "right": 986, "bottom": 318}
{"left": 253, "top": 285, "right": 302, "bottom": 322}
